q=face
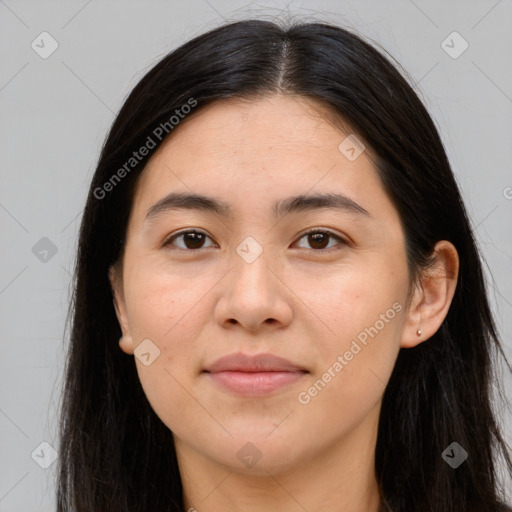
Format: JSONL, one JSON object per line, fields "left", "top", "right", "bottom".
{"left": 110, "top": 94, "right": 416, "bottom": 475}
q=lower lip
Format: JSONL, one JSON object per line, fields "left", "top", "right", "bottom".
{"left": 206, "top": 370, "right": 307, "bottom": 396}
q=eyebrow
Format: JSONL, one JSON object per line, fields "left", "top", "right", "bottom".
{"left": 144, "top": 191, "right": 371, "bottom": 223}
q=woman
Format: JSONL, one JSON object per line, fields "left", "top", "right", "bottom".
{"left": 57, "top": 18, "right": 512, "bottom": 511}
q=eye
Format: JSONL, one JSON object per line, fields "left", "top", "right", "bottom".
{"left": 163, "top": 230, "right": 217, "bottom": 250}
{"left": 293, "top": 229, "right": 347, "bottom": 251}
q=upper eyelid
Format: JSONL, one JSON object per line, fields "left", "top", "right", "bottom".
{"left": 164, "top": 229, "right": 213, "bottom": 245}
{"left": 298, "top": 227, "right": 346, "bottom": 240}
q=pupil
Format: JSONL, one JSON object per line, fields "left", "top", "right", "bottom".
{"left": 309, "top": 233, "right": 328, "bottom": 249}
{"left": 185, "top": 232, "right": 204, "bottom": 249}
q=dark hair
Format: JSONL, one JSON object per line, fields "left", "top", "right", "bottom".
{"left": 57, "top": 18, "right": 512, "bottom": 512}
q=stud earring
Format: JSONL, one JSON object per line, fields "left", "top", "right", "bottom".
{"left": 416, "top": 329, "right": 422, "bottom": 336}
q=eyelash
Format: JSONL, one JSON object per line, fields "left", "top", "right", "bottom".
{"left": 163, "top": 228, "right": 348, "bottom": 252}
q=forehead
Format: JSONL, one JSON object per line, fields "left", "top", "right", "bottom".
{"left": 129, "top": 94, "right": 392, "bottom": 226}
{"left": 160, "top": 94, "right": 355, "bottom": 154}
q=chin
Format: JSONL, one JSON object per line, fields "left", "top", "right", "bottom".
{"left": 204, "top": 427, "right": 307, "bottom": 475}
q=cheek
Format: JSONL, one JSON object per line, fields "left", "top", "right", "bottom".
{"left": 294, "top": 290, "right": 404, "bottom": 439}
{"left": 125, "top": 265, "right": 212, "bottom": 342}
{"left": 124, "top": 273, "right": 206, "bottom": 438}
{"left": 292, "top": 262, "right": 406, "bottom": 410}
{"left": 122, "top": 271, "right": 200, "bottom": 396}
{"left": 289, "top": 258, "right": 406, "bottom": 349}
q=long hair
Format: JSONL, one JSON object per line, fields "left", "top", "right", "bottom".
{"left": 57, "top": 18, "right": 512, "bottom": 511}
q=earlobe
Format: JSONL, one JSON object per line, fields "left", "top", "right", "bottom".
{"left": 118, "top": 335, "right": 135, "bottom": 355}
{"left": 109, "top": 265, "right": 135, "bottom": 355}
{"left": 400, "top": 240, "right": 459, "bottom": 349}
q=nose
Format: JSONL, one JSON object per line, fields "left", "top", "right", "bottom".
{"left": 214, "top": 250, "right": 293, "bottom": 333}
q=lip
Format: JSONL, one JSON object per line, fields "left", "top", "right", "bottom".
{"left": 203, "top": 353, "right": 308, "bottom": 397}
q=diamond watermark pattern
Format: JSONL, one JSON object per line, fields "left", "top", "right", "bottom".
{"left": 31, "top": 32, "right": 59, "bottom": 59}
{"left": 237, "top": 442, "right": 262, "bottom": 468}
{"left": 134, "top": 338, "right": 161, "bottom": 366}
{"left": 31, "top": 441, "right": 58, "bottom": 469}
{"left": 441, "top": 441, "right": 468, "bottom": 468}
{"left": 338, "top": 134, "right": 366, "bottom": 161}
{"left": 32, "top": 237, "right": 58, "bottom": 263}
{"left": 441, "top": 31, "right": 468, "bottom": 59}
{"left": 236, "top": 236, "right": 263, "bottom": 264}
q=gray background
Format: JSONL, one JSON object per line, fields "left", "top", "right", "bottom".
{"left": 1, "top": 0, "right": 511, "bottom": 510}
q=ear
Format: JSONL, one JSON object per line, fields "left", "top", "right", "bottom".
{"left": 109, "top": 265, "right": 135, "bottom": 355}
{"left": 400, "top": 240, "right": 459, "bottom": 348}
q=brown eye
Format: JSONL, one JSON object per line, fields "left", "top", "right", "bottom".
{"left": 295, "top": 229, "right": 346, "bottom": 251}
{"left": 164, "top": 230, "right": 216, "bottom": 250}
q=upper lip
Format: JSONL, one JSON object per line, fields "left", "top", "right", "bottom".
{"left": 204, "top": 353, "right": 308, "bottom": 373}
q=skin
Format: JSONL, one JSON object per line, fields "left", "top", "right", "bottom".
{"left": 109, "top": 94, "right": 459, "bottom": 512}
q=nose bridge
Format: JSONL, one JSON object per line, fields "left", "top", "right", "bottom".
{"left": 231, "top": 233, "right": 276, "bottom": 294}
{"left": 235, "top": 234, "right": 266, "bottom": 266}
{"left": 213, "top": 232, "right": 292, "bottom": 330}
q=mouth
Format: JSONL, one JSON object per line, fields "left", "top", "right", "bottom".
{"left": 202, "top": 352, "right": 309, "bottom": 397}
